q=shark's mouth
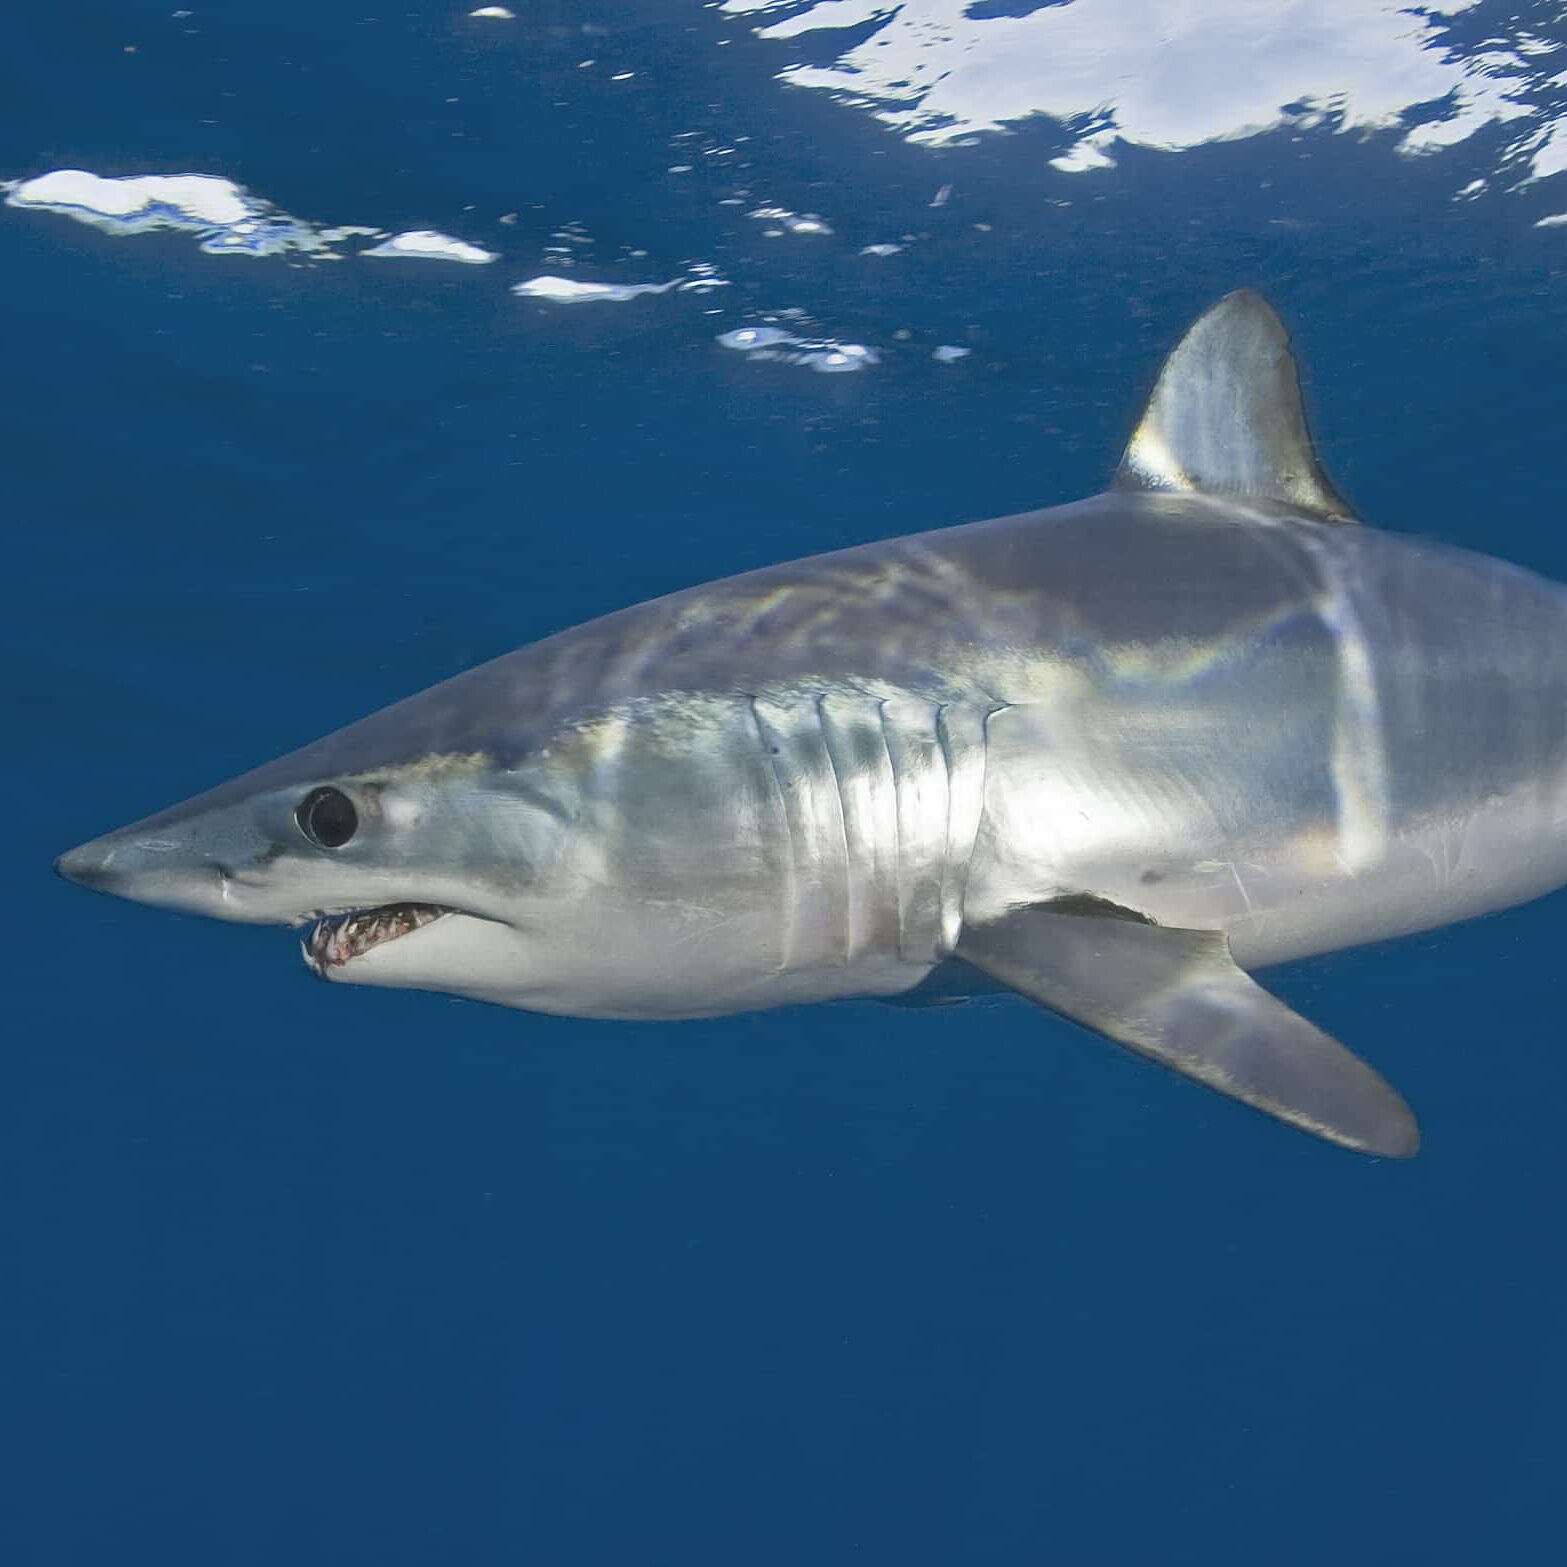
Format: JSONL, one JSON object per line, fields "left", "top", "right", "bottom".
{"left": 305, "top": 903, "right": 452, "bottom": 973}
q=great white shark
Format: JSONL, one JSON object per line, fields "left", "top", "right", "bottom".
{"left": 57, "top": 292, "right": 1567, "bottom": 1158}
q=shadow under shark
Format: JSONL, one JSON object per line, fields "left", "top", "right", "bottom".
{"left": 58, "top": 293, "right": 1567, "bottom": 1158}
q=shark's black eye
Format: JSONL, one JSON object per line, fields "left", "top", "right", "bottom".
{"left": 296, "top": 786, "right": 358, "bottom": 849}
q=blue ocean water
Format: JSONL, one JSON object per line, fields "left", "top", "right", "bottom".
{"left": 9, "top": 2, "right": 1567, "bottom": 1562}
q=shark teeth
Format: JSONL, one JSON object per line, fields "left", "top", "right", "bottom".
{"left": 305, "top": 903, "right": 450, "bottom": 973}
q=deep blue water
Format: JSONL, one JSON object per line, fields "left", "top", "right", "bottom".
{"left": 9, "top": 3, "right": 1567, "bottom": 1563}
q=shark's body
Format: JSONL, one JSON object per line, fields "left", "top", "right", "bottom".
{"left": 58, "top": 294, "right": 1567, "bottom": 1156}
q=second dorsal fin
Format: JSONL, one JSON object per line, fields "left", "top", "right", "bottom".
{"left": 1115, "top": 290, "right": 1356, "bottom": 524}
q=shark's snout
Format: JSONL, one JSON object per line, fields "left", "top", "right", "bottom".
{"left": 53, "top": 826, "right": 234, "bottom": 916}
{"left": 55, "top": 834, "right": 136, "bottom": 892}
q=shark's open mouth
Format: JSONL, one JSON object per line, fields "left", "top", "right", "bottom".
{"left": 305, "top": 903, "right": 452, "bottom": 972}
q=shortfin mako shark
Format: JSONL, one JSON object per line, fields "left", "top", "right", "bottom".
{"left": 57, "top": 292, "right": 1567, "bottom": 1157}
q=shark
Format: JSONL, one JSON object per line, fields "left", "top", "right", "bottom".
{"left": 56, "top": 292, "right": 1567, "bottom": 1158}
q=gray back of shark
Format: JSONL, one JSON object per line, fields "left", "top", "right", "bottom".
{"left": 58, "top": 292, "right": 1567, "bottom": 1158}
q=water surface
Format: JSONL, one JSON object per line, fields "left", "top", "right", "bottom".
{"left": 7, "top": 4, "right": 1567, "bottom": 1562}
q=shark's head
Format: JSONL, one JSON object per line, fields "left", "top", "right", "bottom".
{"left": 55, "top": 727, "right": 581, "bottom": 1007}
{"left": 51, "top": 616, "right": 833, "bottom": 1022}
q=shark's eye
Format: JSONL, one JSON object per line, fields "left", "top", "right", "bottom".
{"left": 296, "top": 786, "right": 358, "bottom": 850}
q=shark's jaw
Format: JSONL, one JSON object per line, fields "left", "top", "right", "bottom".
{"left": 302, "top": 902, "right": 456, "bottom": 977}
{"left": 294, "top": 903, "right": 537, "bottom": 1004}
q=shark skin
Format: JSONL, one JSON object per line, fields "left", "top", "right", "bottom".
{"left": 56, "top": 293, "right": 1567, "bottom": 1157}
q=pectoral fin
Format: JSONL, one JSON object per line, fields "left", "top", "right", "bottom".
{"left": 956, "top": 906, "right": 1418, "bottom": 1157}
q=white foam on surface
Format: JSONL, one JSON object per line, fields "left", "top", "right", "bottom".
{"left": 717, "top": 323, "right": 879, "bottom": 371}
{"left": 514, "top": 263, "right": 730, "bottom": 302}
{"left": 11, "top": 169, "right": 252, "bottom": 224}
{"left": 4, "top": 168, "right": 358, "bottom": 256}
{"left": 722, "top": 1, "right": 1566, "bottom": 187}
{"left": 748, "top": 205, "right": 834, "bottom": 236}
{"left": 1049, "top": 138, "right": 1117, "bottom": 175}
{"left": 512, "top": 274, "right": 678, "bottom": 303}
{"left": 362, "top": 230, "right": 498, "bottom": 264}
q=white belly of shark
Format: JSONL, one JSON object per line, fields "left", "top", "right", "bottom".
{"left": 56, "top": 292, "right": 1567, "bottom": 1160}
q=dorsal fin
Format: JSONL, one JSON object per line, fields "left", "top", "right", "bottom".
{"left": 1115, "top": 290, "right": 1356, "bottom": 524}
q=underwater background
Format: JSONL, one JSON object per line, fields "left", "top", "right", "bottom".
{"left": 8, "top": 2, "right": 1567, "bottom": 1561}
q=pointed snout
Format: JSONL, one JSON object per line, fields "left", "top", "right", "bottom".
{"left": 52, "top": 824, "right": 236, "bottom": 916}
{"left": 54, "top": 837, "right": 121, "bottom": 891}
{"left": 54, "top": 828, "right": 197, "bottom": 901}
{"left": 55, "top": 794, "right": 324, "bottom": 925}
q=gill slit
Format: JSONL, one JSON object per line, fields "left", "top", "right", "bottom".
{"left": 933, "top": 702, "right": 958, "bottom": 942}
{"left": 874, "top": 698, "right": 904, "bottom": 957}
{"left": 748, "top": 693, "right": 796, "bottom": 973}
{"left": 814, "top": 692, "right": 857, "bottom": 963}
